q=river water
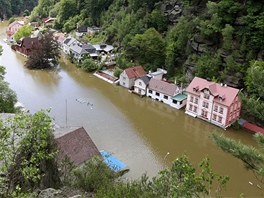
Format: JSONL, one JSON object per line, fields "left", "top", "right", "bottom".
{"left": 0, "top": 21, "right": 263, "bottom": 196}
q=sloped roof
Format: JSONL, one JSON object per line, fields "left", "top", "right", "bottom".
{"left": 124, "top": 66, "right": 146, "bottom": 79}
{"left": 77, "top": 25, "right": 87, "bottom": 33}
{"left": 8, "top": 20, "right": 24, "bottom": 28}
{"left": 64, "top": 37, "right": 77, "bottom": 46}
{"left": 55, "top": 127, "right": 100, "bottom": 165}
{"left": 186, "top": 77, "right": 240, "bottom": 106}
{"left": 93, "top": 44, "right": 113, "bottom": 52}
{"left": 21, "top": 37, "right": 39, "bottom": 50}
{"left": 148, "top": 78, "right": 179, "bottom": 96}
{"left": 70, "top": 44, "right": 88, "bottom": 55}
{"left": 82, "top": 43, "right": 95, "bottom": 50}
{"left": 137, "top": 75, "right": 151, "bottom": 85}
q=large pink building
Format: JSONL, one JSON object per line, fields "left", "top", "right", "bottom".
{"left": 185, "top": 77, "right": 241, "bottom": 128}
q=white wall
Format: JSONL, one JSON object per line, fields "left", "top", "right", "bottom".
{"left": 134, "top": 79, "right": 147, "bottom": 95}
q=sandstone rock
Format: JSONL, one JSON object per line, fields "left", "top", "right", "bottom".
{"left": 38, "top": 188, "right": 63, "bottom": 198}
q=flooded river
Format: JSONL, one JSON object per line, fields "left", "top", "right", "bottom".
{"left": 0, "top": 21, "right": 263, "bottom": 196}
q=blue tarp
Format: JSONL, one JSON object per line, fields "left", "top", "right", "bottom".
{"left": 100, "top": 150, "right": 127, "bottom": 172}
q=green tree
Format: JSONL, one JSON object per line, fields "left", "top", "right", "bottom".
{"left": 194, "top": 53, "right": 221, "bottom": 80}
{"left": 25, "top": 32, "right": 61, "bottom": 69}
{"left": 0, "top": 46, "right": 17, "bottom": 113}
{"left": 222, "top": 24, "right": 234, "bottom": 50}
{"left": 79, "top": 57, "right": 98, "bottom": 72}
{"left": 23, "top": 9, "right": 30, "bottom": 16}
{"left": 211, "top": 133, "right": 264, "bottom": 183}
{"left": 0, "top": 110, "right": 60, "bottom": 196}
{"left": 246, "top": 60, "right": 264, "bottom": 98}
{"left": 126, "top": 28, "right": 165, "bottom": 70}
{"left": 13, "top": 25, "right": 34, "bottom": 42}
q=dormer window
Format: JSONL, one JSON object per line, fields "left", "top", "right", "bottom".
{"left": 219, "top": 95, "right": 225, "bottom": 101}
{"left": 193, "top": 86, "right": 199, "bottom": 92}
{"left": 204, "top": 94, "right": 209, "bottom": 99}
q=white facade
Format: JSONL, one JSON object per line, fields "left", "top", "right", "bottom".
{"left": 146, "top": 88, "right": 186, "bottom": 109}
{"left": 134, "top": 78, "right": 148, "bottom": 96}
{"left": 119, "top": 72, "right": 134, "bottom": 89}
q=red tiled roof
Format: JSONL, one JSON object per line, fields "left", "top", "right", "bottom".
{"left": 149, "top": 78, "right": 179, "bottom": 96}
{"left": 124, "top": 66, "right": 146, "bottom": 79}
{"left": 55, "top": 127, "right": 100, "bottom": 165}
{"left": 186, "top": 77, "right": 240, "bottom": 107}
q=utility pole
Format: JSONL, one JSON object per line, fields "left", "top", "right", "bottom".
{"left": 65, "top": 99, "right": 68, "bottom": 128}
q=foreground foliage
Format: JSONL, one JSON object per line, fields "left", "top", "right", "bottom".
{"left": 0, "top": 110, "right": 60, "bottom": 197}
{"left": 95, "top": 155, "right": 229, "bottom": 197}
{"left": 211, "top": 133, "right": 264, "bottom": 183}
{"left": 0, "top": 45, "right": 17, "bottom": 113}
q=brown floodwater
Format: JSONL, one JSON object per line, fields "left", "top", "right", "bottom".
{"left": 0, "top": 21, "right": 263, "bottom": 196}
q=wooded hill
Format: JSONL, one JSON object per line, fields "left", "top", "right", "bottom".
{"left": 7, "top": 0, "right": 264, "bottom": 126}
{"left": 0, "top": 0, "right": 38, "bottom": 18}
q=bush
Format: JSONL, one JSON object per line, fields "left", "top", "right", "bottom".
{"left": 80, "top": 58, "right": 98, "bottom": 72}
{"left": 72, "top": 157, "right": 119, "bottom": 192}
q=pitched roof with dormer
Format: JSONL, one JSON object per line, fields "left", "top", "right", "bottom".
{"left": 148, "top": 78, "right": 179, "bottom": 96}
{"left": 186, "top": 77, "right": 240, "bottom": 106}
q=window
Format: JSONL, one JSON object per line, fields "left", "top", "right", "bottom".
{"left": 219, "top": 107, "right": 223, "bottom": 114}
{"left": 148, "top": 90, "right": 152, "bottom": 94}
{"left": 164, "top": 95, "right": 168, "bottom": 100}
{"left": 212, "top": 114, "right": 217, "bottom": 121}
{"left": 218, "top": 116, "right": 222, "bottom": 123}
{"left": 156, "top": 92, "right": 160, "bottom": 96}
{"left": 201, "top": 110, "right": 208, "bottom": 117}
{"left": 189, "top": 104, "right": 193, "bottom": 111}
{"left": 204, "top": 94, "right": 209, "bottom": 99}
{"left": 195, "top": 98, "right": 198, "bottom": 104}
{"left": 203, "top": 101, "right": 209, "bottom": 108}
{"left": 139, "top": 82, "right": 142, "bottom": 86}
{"left": 214, "top": 105, "right": 218, "bottom": 112}
{"left": 122, "top": 82, "right": 125, "bottom": 86}
{"left": 180, "top": 101, "right": 183, "bottom": 105}
{"left": 123, "top": 76, "right": 126, "bottom": 80}
{"left": 190, "top": 96, "right": 193, "bottom": 102}
{"left": 173, "top": 100, "right": 177, "bottom": 104}
{"left": 193, "top": 106, "right": 197, "bottom": 113}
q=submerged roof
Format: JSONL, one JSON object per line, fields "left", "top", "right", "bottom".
{"left": 55, "top": 127, "right": 100, "bottom": 165}
{"left": 100, "top": 150, "right": 127, "bottom": 172}
{"left": 186, "top": 77, "right": 240, "bottom": 106}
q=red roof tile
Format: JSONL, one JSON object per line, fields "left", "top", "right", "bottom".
{"left": 124, "top": 66, "right": 146, "bottom": 79}
{"left": 55, "top": 127, "right": 100, "bottom": 165}
{"left": 149, "top": 78, "right": 179, "bottom": 96}
{"left": 186, "top": 77, "right": 240, "bottom": 107}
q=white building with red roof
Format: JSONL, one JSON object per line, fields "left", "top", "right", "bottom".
{"left": 185, "top": 77, "right": 241, "bottom": 128}
{"left": 119, "top": 66, "right": 147, "bottom": 89}
{"left": 147, "top": 78, "right": 187, "bottom": 109}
